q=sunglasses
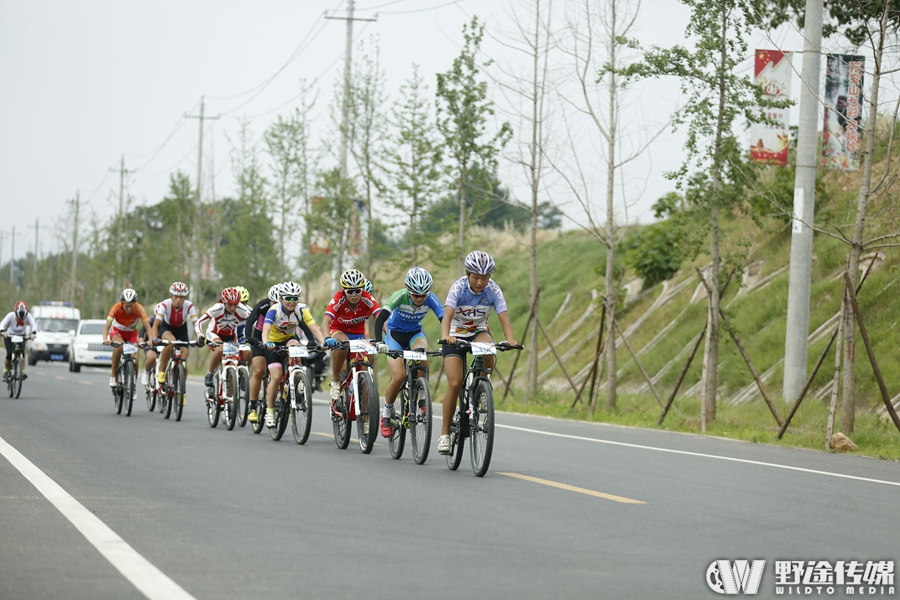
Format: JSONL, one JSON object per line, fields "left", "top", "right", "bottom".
{"left": 282, "top": 295, "right": 299, "bottom": 302}
{"left": 345, "top": 288, "right": 362, "bottom": 295}
{"left": 410, "top": 292, "right": 427, "bottom": 299}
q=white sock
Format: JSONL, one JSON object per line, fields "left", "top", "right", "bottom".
{"left": 383, "top": 403, "right": 393, "bottom": 417}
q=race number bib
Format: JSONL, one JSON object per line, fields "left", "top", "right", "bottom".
{"left": 470, "top": 342, "right": 496, "bottom": 356}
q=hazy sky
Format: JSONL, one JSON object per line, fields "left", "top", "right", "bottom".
{"left": 0, "top": 0, "right": 819, "bottom": 262}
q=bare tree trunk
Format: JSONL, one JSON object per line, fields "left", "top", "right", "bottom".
{"left": 604, "top": 0, "right": 619, "bottom": 410}
{"left": 841, "top": 15, "right": 886, "bottom": 434}
{"left": 458, "top": 167, "right": 467, "bottom": 277}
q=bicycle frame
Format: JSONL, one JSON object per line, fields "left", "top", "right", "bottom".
{"left": 343, "top": 339, "right": 377, "bottom": 420}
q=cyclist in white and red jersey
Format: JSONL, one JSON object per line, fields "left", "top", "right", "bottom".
{"left": 196, "top": 287, "right": 252, "bottom": 390}
{"left": 0, "top": 301, "right": 38, "bottom": 381}
{"left": 321, "top": 268, "right": 381, "bottom": 402}
{"left": 438, "top": 251, "right": 516, "bottom": 455}
{"left": 148, "top": 281, "right": 198, "bottom": 386}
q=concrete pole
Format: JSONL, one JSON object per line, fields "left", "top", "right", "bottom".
{"left": 783, "top": 0, "right": 824, "bottom": 403}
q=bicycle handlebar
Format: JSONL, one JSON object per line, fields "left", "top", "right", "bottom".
{"left": 438, "top": 340, "right": 524, "bottom": 351}
{"left": 384, "top": 349, "right": 442, "bottom": 359}
{"left": 110, "top": 341, "right": 150, "bottom": 350}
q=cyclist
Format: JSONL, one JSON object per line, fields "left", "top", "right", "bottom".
{"left": 438, "top": 251, "right": 516, "bottom": 455}
{"left": 101, "top": 289, "right": 153, "bottom": 389}
{"left": 245, "top": 284, "right": 280, "bottom": 423}
{"left": 322, "top": 269, "right": 382, "bottom": 405}
{"left": 373, "top": 267, "right": 444, "bottom": 438}
{"left": 138, "top": 314, "right": 158, "bottom": 388}
{"left": 149, "top": 282, "right": 198, "bottom": 390}
{"left": 294, "top": 297, "right": 326, "bottom": 392}
{"left": 0, "top": 301, "right": 37, "bottom": 381}
{"left": 233, "top": 285, "right": 251, "bottom": 353}
{"left": 195, "top": 287, "right": 252, "bottom": 393}
{"left": 261, "top": 281, "right": 322, "bottom": 428}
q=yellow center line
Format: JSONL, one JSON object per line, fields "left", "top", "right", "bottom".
{"left": 498, "top": 472, "right": 645, "bottom": 504}
{"left": 55, "top": 376, "right": 67, "bottom": 381}
{"left": 79, "top": 381, "right": 93, "bottom": 386}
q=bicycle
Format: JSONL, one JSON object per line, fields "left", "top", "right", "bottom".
{"left": 259, "top": 343, "right": 314, "bottom": 443}
{"left": 5, "top": 334, "right": 27, "bottom": 399}
{"left": 204, "top": 341, "right": 241, "bottom": 431}
{"left": 235, "top": 342, "right": 252, "bottom": 427}
{"left": 327, "top": 339, "right": 379, "bottom": 453}
{"left": 145, "top": 344, "right": 162, "bottom": 412}
{"left": 110, "top": 341, "right": 146, "bottom": 416}
{"left": 156, "top": 339, "right": 197, "bottom": 422}
{"left": 439, "top": 340, "right": 523, "bottom": 477}
{"left": 383, "top": 348, "right": 442, "bottom": 464}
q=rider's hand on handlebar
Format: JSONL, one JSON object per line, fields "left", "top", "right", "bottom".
{"left": 196, "top": 335, "right": 205, "bottom": 347}
{"left": 152, "top": 337, "right": 161, "bottom": 345}
{"left": 324, "top": 337, "right": 339, "bottom": 348}
{"left": 265, "top": 341, "right": 275, "bottom": 350}
{"left": 376, "top": 343, "right": 389, "bottom": 355}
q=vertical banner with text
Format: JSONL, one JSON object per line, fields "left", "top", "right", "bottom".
{"left": 749, "top": 49, "right": 792, "bottom": 166}
{"left": 822, "top": 54, "right": 865, "bottom": 170}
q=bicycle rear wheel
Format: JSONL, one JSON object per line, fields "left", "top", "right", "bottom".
{"left": 388, "top": 388, "right": 406, "bottom": 460}
{"left": 162, "top": 369, "right": 173, "bottom": 419}
{"left": 224, "top": 368, "right": 238, "bottom": 431}
{"left": 207, "top": 378, "right": 220, "bottom": 428}
{"left": 410, "top": 378, "right": 432, "bottom": 465}
{"left": 146, "top": 375, "right": 156, "bottom": 412}
{"left": 6, "top": 358, "right": 14, "bottom": 398}
{"left": 357, "top": 372, "right": 378, "bottom": 454}
{"left": 251, "top": 375, "right": 266, "bottom": 434}
{"left": 290, "top": 368, "right": 313, "bottom": 445}
{"left": 114, "top": 367, "right": 124, "bottom": 414}
{"left": 333, "top": 388, "right": 351, "bottom": 450}
{"left": 173, "top": 363, "right": 185, "bottom": 422}
{"left": 123, "top": 360, "right": 136, "bottom": 417}
{"left": 470, "top": 381, "right": 495, "bottom": 477}
{"left": 237, "top": 367, "right": 250, "bottom": 427}
{"left": 446, "top": 396, "right": 465, "bottom": 471}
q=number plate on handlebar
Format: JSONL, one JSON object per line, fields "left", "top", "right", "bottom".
{"left": 238, "top": 344, "right": 251, "bottom": 352}
{"left": 288, "top": 345, "right": 309, "bottom": 358}
{"left": 349, "top": 340, "right": 375, "bottom": 355}
{"left": 403, "top": 350, "right": 428, "bottom": 361}
{"left": 223, "top": 342, "right": 240, "bottom": 356}
{"left": 470, "top": 342, "right": 496, "bottom": 356}
{"left": 122, "top": 343, "right": 138, "bottom": 355}
{"left": 10, "top": 335, "right": 23, "bottom": 343}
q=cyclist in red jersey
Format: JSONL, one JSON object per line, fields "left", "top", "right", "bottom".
{"left": 195, "top": 287, "right": 251, "bottom": 391}
{"left": 102, "top": 288, "right": 152, "bottom": 389}
{"left": 321, "top": 269, "right": 382, "bottom": 402}
{"left": 148, "top": 281, "right": 198, "bottom": 386}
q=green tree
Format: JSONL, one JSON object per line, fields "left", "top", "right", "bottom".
{"left": 312, "top": 168, "right": 359, "bottom": 285}
{"left": 620, "top": 193, "right": 686, "bottom": 289}
{"left": 437, "top": 16, "right": 513, "bottom": 275}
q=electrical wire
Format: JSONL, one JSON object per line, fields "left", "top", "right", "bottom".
{"left": 356, "top": 0, "right": 407, "bottom": 10}
{"left": 381, "top": 0, "right": 463, "bottom": 15}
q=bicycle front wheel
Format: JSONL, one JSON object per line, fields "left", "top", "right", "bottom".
{"left": 123, "top": 360, "right": 136, "bottom": 417}
{"left": 224, "top": 368, "right": 238, "bottom": 431}
{"left": 470, "top": 381, "right": 495, "bottom": 477}
{"left": 290, "top": 368, "right": 313, "bottom": 445}
{"left": 237, "top": 367, "right": 250, "bottom": 427}
{"left": 251, "top": 375, "right": 266, "bottom": 434}
{"left": 357, "top": 372, "right": 378, "bottom": 454}
{"left": 173, "top": 363, "right": 185, "bottom": 422}
{"left": 11, "top": 355, "right": 23, "bottom": 399}
{"left": 270, "top": 393, "right": 288, "bottom": 441}
{"left": 446, "top": 396, "right": 465, "bottom": 471}
{"left": 146, "top": 376, "right": 156, "bottom": 412}
{"left": 114, "top": 368, "right": 124, "bottom": 415}
{"left": 333, "top": 387, "right": 351, "bottom": 450}
{"left": 162, "top": 369, "right": 172, "bottom": 419}
{"left": 388, "top": 389, "right": 405, "bottom": 460}
{"left": 410, "top": 378, "right": 432, "bottom": 465}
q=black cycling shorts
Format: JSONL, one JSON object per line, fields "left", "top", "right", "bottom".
{"left": 159, "top": 322, "right": 190, "bottom": 343}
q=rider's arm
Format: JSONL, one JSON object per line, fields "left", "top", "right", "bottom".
{"left": 441, "top": 307, "right": 455, "bottom": 342}
{"left": 373, "top": 309, "right": 390, "bottom": 342}
{"left": 496, "top": 311, "right": 517, "bottom": 346}
{"left": 101, "top": 314, "right": 113, "bottom": 343}
{"left": 427, "top": 293, "right": 445, "bottom": 324}
{"left": 195, "top": 311, "right": 211, "bottom": 339}
{"left": 261, "top": 322, "right": 272, "bottom": 345}
{"left": 321, "top": 314, "right": 333, "bottom": 335}
{"left": 0, "top": 313, "right": 13, "bottom": 331}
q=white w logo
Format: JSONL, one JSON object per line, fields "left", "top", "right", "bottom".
{"left": 707, "top": 560, "right": 766, "bottom": 595}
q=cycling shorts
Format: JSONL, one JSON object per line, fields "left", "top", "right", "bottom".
{"left": 109, "top": 327, "right": 139, "bottom": 345}
{"left": 208, "top": 332, "right": 236, "bottom": 343}
{"left": 159, "top": 322, "right": 190, "bottom": 343}
{"left": 330, "top": 330, "right": 367, "bottom": 341}
{"left": 264, "top": 339, "right": 298, "bottom": 369}
{"left": 4, "top": 337, "right": 22, "bottom": 359}
{"left": 385, "top": 328, "right": 426, "bottom": 352}
{"left": 441, "top": 333, "right": 491, "bottom": 361}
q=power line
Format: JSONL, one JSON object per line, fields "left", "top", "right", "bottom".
{"left": 381, "top": 0, "right": 464, "bottom": 15}
{"left": 356, "top": 0, "right": 407, "bottom": 10}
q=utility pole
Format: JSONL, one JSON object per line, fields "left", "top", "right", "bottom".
{"left": 326, "top": 1, "right": 376, "bottom": 288}
{"left": 109, "top": 156, "right": 134, "bottom": 289}
{"left": 29, "top": 217, "right": 39, "bottom": 290}
{"left": 70, "top": 192, "right": 81, "bottom": 301}
{"left": 9, "top": 225, "right": 15, "bottom": 285}
{"left": 782, "top": 0, "right": 824, "bottom": 404}
{"left": 185, "top": 96, "right": 220, "bottom": 302}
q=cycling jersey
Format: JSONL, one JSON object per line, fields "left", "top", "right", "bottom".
{"left": 375, "top": 289, "right": 443, "bottom": 341}
{"left": 107, "top": 302, "right": 149, "bottom": 332}
{"left": 196, "top": 302, "right": 252, "bottom": 338}
{"left": 246, "top": 298, "right": 273, "bottom": 341}
{"left": 325, "top": 291, "right": 380, "bottom": 336}
{"left": 0, "top": 312, "right": 38, "bottom": 336}
{"left": 154, "top": 298, "right": 198, "bottom": 328}
{"left": 264, "top": 304, "right": 315, "bottom": 344}
{"left": 444, "top": 277, "right": 508, "bottom": 335}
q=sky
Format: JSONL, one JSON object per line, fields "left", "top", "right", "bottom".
{"left": 0, "top": 0, "right": 839, "bottom": 263}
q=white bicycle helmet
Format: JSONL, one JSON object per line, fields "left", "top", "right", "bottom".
{"left": 169, "top": 281, "right": 188, "bottom": 296}
{"left": 120, "top": 288, "right": 138, "bottom": 302}
{"left": 267, "top": 284, "right": 280, "bottom": 302}
{"left": 464, "top": 250, "right": 495, "bottom": 275}
{"left": 405, "top": 267, "right": 433, "bottom": 295}
{"left": 340, "top": 269, "right": 365, "bottom": 289}
{"left": 279, "top": 281, "right": 302, "bottom": 298}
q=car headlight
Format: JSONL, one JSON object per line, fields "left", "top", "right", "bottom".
{"left": 76, "top": 342, "right": 89, "bottom": 350}
{"left": 33, "top": 342, "right": 47, "bottom": 351}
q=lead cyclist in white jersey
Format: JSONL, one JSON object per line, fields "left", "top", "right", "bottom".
{"left": 0, "top": 301, "right": 37, "bottom": 381}
{"left": 438, "top": 251, "right": 516, "bottom": 455}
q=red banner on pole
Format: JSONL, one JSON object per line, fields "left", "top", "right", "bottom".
{"left": 749, "top": 49, "right": 792, "bottom": 166}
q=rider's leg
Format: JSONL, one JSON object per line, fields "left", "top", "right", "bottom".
{"left": 440, "top": 356, "right": 464, "bottom": 437}
{"left": 328, "top": 331, "right": 349, "bottom": 401}
{"left": 205, "top": 336, "right": 222, "bottom": 387}
{"left": 158, "top": 331, "right": 176, "bottom": 382}
{"left": 109, "top": 334, "right": 125, "bottom": 387}
{"left": 264, "top": 363, "right": 283, "bottom": 427}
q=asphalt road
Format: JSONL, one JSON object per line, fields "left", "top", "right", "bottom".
{"left": 1, "top": 361, "right": 898, "bottom": 600}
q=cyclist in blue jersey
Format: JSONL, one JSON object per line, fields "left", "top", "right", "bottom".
{"left": 373, "top": 267, "right": 444, "bottom": 438}
{"left": 438, "top": 251, "right": 516, "bottom": 455}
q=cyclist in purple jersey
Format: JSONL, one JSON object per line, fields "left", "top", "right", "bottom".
{"left": 438, "top": 251, "right": 516, "bottom": 455}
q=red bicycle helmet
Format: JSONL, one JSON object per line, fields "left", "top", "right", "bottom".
{"left": 221, "top": 287, "right": 241, "bottom": 304}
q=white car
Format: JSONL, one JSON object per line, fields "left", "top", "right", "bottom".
{"left": 69, "top": 320, "right": 113, "bottom": 372}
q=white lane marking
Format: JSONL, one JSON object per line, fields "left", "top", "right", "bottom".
{"left": 0, "top": 434, "right": 197, "bottom": 600}
{"left": 497, "top": 424, "right": 900, "bottom": 488}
